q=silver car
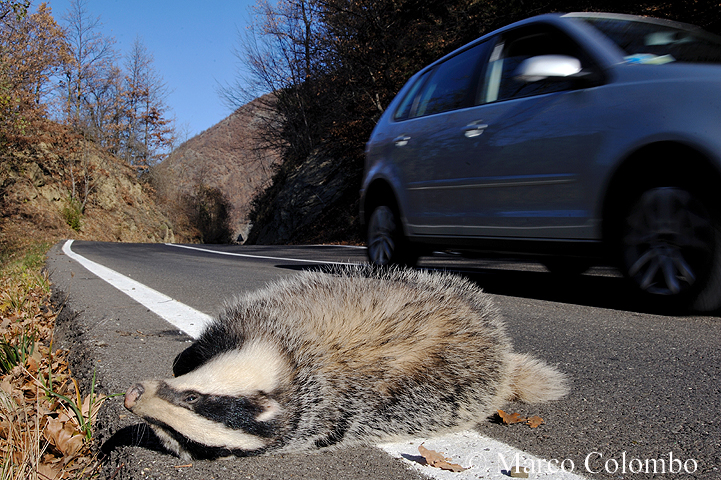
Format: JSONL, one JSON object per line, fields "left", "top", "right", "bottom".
{"left": 360, "top": 12, "right": 721, "bottom": 311}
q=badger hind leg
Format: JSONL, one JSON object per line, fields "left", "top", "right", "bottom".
{"left": 506, "top": 353, "right": 568, "bottom": 403}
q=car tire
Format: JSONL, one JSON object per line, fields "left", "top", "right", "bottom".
{"left": 619, "top": 186, "right": 721, "bottom": 312}
{"left": 366, "top": 205, "right": 419, "bottom": 267}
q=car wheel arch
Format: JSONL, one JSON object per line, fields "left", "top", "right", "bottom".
{"left": 601, "top": 141, "right": 721, "bottom": 246}
{"left": 363, "top": 179, "right": 405, "bottom": 230}
{"left": 600, "top": 141, "right": 721, "bottom": 310}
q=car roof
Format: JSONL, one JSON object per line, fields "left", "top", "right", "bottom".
{"left": 562, "top": 12, "right": 706, "bottom": 32}
{"left": 424, "top": 13, "right": 621, "bottom": 72}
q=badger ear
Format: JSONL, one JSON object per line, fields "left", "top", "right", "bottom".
{"left": 255, "top": 395, "right": 282, "bottom": 422}
{"left": 173, "top": 342, "right": 207, "bottom": 377}
{"left": 173, "top": 323, "right": 244, "bottom": 376}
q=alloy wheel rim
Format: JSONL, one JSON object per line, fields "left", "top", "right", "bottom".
{"left": 623, "top": 187, "right": 714, "bottom": 296}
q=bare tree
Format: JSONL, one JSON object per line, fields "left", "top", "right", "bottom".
{"left": 122, "top": 36, "right": 175, "bottom": 171}
{"left": 220, "top": 0, "right": 328, "bottom": 159}
{"left": 60, "top": 0, "right": 118, "bottom": 137}
{"left": 59, "top": 1, "right": 175, "bottom": 173}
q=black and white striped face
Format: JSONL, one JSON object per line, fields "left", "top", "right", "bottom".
{"left": 124, "top": 340, "right": 290, "bottom": 460}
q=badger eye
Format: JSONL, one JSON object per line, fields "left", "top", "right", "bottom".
{"left": 182, "top": 392, "right": 200, "bottom": 404}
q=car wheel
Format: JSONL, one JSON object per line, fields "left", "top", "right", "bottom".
{"left": 367, "top": 205, "right": 418, "bottom": 267}
{"left": 620, "top": 186, "right": 721, "bottom": 311}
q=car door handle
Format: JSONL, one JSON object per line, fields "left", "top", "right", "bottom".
{"left": 394, "top": 135, "right": 411, "bottom": 147}
{"left": 463, "top": 123, "right": 488, "bottom": 138}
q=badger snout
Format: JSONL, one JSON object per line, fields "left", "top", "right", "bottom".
{"left": 125, "top": 383, "right": 145, "bottom": 410}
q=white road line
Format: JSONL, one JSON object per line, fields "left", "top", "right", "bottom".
{"left": 380, "top": 431, "right": 587, "bottom": 479}
{"left": 62, "top": 240, "right": 213, "bottom": 338}
{"left": 165, "top": 243, "right": 363, "bottom": 265}
{"left": 62, "top": 240, "right": 587, "bottom": 479}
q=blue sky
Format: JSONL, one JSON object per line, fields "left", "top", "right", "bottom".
{"left": 44, "top": 0, "right": 256, "bottom": 140}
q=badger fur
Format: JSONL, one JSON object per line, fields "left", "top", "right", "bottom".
{"left": 124, "top": 266, "right": 567, "bottom": 460}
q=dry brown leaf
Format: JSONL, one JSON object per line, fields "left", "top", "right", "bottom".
{"left": 418, "top": 444, "right": 468, "bottom": 472}
{"left": 0, "top": 378, "right": 13, "bottom": 395}
{"left": 20, "top": 380, "right": 38, "bottom": 400}
{"left": 81, "top": 392, "right": 107, "bottom": 424}
{"left": 26, "top": 356, "right": 39, "bottom": 375}
{"left": 526, "top": 415, "right": 544, "bottom": 428}
{"left": 37, "top": 459, "right": 64, "bottom": 480}
{"left": 497, "top": 409, "right": 527, "bottom": 425}
{"left": 56, "top": 411, "right": 72, "bottom": 424}
{"left": 44, "top": 417, "right": 84, "bottom": 457}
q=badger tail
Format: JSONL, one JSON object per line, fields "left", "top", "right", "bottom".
{"left": 507, "top": 353, "right": 568, "bottom": 403}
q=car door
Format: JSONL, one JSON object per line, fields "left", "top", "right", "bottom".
{"left": 407, "top": 24, "right": 610, "bottom": 240}
{"left": 389, "top": 41, "right": 493, "bottom": 231}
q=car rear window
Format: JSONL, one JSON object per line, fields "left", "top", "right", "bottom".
{"left": 581, "top": 17, "right": 721, "bottom": 64}
{"left": 394, "top": 41, "right": 490, "bottom": 120}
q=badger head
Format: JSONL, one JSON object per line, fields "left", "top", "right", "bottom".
{"left": 124, "top": 340, "right": 290, "bottom": 460}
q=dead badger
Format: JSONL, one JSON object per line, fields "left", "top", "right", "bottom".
{"left": 124, "top": 266, "right": 567, "bottom": 460}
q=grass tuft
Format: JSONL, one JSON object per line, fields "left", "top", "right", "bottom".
{"left": 0, "top": 330, "right": 36, "bottom": 374}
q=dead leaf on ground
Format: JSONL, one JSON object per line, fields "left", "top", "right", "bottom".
{"left": 37, "top": 460, "right": 64, "bottom": 480}
{"left": 497, "top": 409, "right": 526, "bottom": 424}
{"left": 497, "top": 409, "right": 545, "bottom": 428}
{"left": 418, "top": 444, "right": 468, "bottom": 472}
{"left": 44, "top": 417, "right": 84, "bottom": 457}
{"left": 526, "top": 415, "right": 544, "bottom": 428}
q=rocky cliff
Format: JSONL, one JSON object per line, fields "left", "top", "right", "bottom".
{"left": 245, "top": 148, "right": 363, "bottom": 245}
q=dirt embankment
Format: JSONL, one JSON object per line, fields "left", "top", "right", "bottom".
{"left": 1, "top": 132, "right": 195, "bottom": 256}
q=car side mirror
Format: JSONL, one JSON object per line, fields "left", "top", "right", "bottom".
{"left": 514, "top": 55, "right": 583, "bottom": 82}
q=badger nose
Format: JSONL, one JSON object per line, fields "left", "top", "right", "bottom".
{"left": 124, "top": 383, "right": 145, "bottom": 410}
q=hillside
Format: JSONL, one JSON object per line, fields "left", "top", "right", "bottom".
{"left": 244, "top": 146, "right": 364, "bottom": 245}
{"left": 152, "top": 96, "right": 280, "bottom": 242}
{"left": 0, "top": 126, "right": 191, "bottom": 258}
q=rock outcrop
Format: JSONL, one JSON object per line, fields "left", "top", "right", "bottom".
{"left": 1, "top": 135, "right": 186, "bottom": 255}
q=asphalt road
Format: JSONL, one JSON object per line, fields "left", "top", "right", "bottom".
{"left": 46, "top": 241, "right": 720, "bottom": 479}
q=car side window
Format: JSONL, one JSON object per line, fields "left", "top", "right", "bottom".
{"left": 481, "top": 25, "right": 591, "bottom": 103}
{"left": 394, "top": 70, "right": 432, "bottom": 121}
{"left": 399, "top": 41, "right": 489, "bottom": 119}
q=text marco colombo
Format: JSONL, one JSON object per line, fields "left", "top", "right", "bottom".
{"left": 494, "top": 451, "right": 699, "bottom": 475}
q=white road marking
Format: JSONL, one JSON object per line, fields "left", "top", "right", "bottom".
{"left": 380, "top": 431, "right": 587, "bottom": 479}
{"left": 165, "top": 243, "right": 362, "bottom": 265}
{"left": 62, "top": 240, "right": 587, "bottom": 479}
{"left": 62, "top": 240, "right": 212, "bottom": 338}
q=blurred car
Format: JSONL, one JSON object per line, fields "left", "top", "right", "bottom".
{"left": 360, "top": 12, "right": 721, "bottom": 311}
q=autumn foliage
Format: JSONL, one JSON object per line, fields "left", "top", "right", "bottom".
{"left": 1, "top": 0, "right": 175, "bottom": 171}
{"left": 1, "top": 0, "right": 182, "bottom": 242}
{"left": 0, "top": 2, "right": 68, "bottom": 148}
{"left": 0, "top": 4, "right": 179, "bottom": 474}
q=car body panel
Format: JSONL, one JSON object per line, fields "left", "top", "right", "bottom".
{"left": 361, "top": 12, "right": 721, "bottom": 255}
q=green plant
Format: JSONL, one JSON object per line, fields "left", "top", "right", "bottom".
{"left": 61, "top": 197, "right": 83, "bottom": 232}
{"left": 1, "top": 288, "right": 27, "bottom": 313}
{"left": 1, "top": 247, "right": 51, "bottom": 315}
{"left": 42, "top": 369, "right": 122, "bottom": 443}
{"left": 18, "top": 242, "right": 51, "bottom": 271}
{"left": 0, "top": 330, "right": 36, "bottom": 374}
